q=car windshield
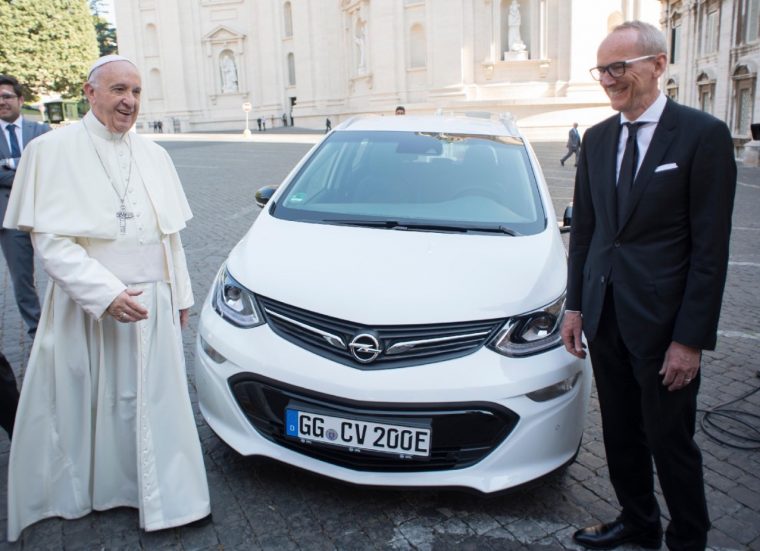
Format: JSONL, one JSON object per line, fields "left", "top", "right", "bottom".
{"left": 273, "top": 130, "right": 546, "bottom": 235}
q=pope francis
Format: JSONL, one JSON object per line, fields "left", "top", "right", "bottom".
{"left": 3, "top": 56, "right": 210, "bottom": 541}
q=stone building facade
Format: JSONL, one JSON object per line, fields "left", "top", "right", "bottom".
{"left": 114, "top": 0, "right": 660, "bottom": 137}
{"left": 659, "top": 0, "right": 759, "bottom": 144}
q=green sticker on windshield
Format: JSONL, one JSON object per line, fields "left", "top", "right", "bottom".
{"left": 290, "top": 193, "right": 305, "bottom": 203}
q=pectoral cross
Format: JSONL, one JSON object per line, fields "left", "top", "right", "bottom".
{"left": 116, "top": 202, "right": 134, "bottom": 234}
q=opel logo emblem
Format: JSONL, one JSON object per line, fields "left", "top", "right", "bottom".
{"left": 348, "top": 333, "right": 382, "bottom": 363}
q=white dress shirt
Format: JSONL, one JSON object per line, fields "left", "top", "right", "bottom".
{"left": 616, "top": 92, "right": 667, "bottom": 182}
{"left": 1, "top": 115, "right": 24, "bottom": 153}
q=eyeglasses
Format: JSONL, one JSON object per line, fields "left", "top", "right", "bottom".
{"left": 589, "top": 55, "right": 657, "bottom": 81}
{"left": 0, "top": 94, "right": 20, "bottom": 101}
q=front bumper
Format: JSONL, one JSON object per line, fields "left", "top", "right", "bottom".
{"left": 195, "top": 301, "right": 591, "bottom": 493}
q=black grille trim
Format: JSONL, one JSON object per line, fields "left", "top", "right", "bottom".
{"left": 256, "top": 294, "right": 506, "bottom": 370}
{"left": 229, "top": 374, "right": 519, "bottom": 472}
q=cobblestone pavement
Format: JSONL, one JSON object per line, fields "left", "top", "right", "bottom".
{"left": 0, "top": 132, "right": 758, "bottom": 550}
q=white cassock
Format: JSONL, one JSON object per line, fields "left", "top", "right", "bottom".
{"left": 3, "top": 111, "right": 210, "bottom": 542}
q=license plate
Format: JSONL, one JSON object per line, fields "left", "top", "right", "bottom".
{"left": 285, "top": 408, "right": 431, "bottom": 458}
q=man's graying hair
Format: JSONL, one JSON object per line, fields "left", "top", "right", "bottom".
{"left": 613, "top": 20, "right": 667, "bottom": 55}
{"left": 87, "top": 67, "right": 103, "bottom": 88}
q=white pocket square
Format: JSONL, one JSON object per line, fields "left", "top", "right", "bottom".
{"left": 655, "top": 162, "right": 678, "bottom": 173}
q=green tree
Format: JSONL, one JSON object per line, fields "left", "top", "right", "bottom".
{"left": 90, "top": 0, "right": 118, "bottom": 56}
{"left": 0, "top": 0, "right": 99, "bottom": 99}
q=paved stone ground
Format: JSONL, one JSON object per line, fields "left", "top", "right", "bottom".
{"left": 0, "top": 132, "right": 757, "bottom": 550}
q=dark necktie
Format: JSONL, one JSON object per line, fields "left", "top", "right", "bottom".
{"left": 6, "top": 123, "right": 21, "bottom": 159}
{"left": 616, "top": 122, "right": 645, "bottom": 225}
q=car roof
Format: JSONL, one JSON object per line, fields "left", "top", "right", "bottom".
{"left": 335, "top": 114, "right": 522, "bottom": 138}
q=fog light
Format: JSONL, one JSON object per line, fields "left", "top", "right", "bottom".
{"left": 527, "top": 372, "right": 581, "bottom": 402}
{"left": 201, "top": 337, "right": 227, "bottom": 364}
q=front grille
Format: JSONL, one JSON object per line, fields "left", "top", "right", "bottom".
{"left": 230, "top": 374, "right": 519, "bottom": 472}
{"left": 256, "top": 294, "right": 505, "bottom": 369}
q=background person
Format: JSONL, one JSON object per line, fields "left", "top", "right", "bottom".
{"left": 0, "top": 74, "right": 49, "bottom": 336}
{"left": 561, "top": 21, "right": 736, "bottom": 551}
{"left": 560, "top": 122, "right": 581, "bottom": 167}
{"left": 0, "top": 351, "right": 19, "bottom": 440}
{"left": 3, "top": 55, "right": 210, "bottom": 541}
{"left": 395, "top": 105, "right": 405, "bottom": 115}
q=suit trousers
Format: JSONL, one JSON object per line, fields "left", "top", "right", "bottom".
{"left": 0, "top": 351, "right": 19, "bottom": 438}
{"left": 0, "top": 227, "right": 41, "bottom": 335}
{"left": 561, "top": 146, "right": 579, "bottom": 165}
{"left": 589, "top": 288, "right": 709, "bottom": 551}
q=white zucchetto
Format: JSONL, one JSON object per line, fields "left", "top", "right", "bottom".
{"left": 87, "top": 55, "right": 138, "bottom": 79}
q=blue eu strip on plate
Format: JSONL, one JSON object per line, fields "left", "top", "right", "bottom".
{"left": 285, "top": 409, "right": 298, "bottom": 436}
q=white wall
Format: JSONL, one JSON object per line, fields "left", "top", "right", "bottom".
{"left": 114, "top": 0, "right": 661, "bottom": 138}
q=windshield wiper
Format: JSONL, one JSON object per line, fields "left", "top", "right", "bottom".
{"left": 472, "top": 224, "right": 520, "bottom": 236}
{"left": 323, "top": 219, "right": 519, "bottom": 235}
{"left": 324, "top": 219, "right": 404, "bottom": 229}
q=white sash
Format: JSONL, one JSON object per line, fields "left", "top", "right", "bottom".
{"left": 86, "top": 241, "right": 168, "bottom": 285}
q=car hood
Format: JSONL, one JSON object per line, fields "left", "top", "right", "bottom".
{"left": 226, "top": 213, "right": 566, "bottom": 324}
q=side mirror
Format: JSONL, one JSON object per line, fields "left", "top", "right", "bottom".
{"left": 559, "top": 202, "right": 573, "bottom": 233}
{"left": 255, "top": 185, "right": 279, "bottom": 208}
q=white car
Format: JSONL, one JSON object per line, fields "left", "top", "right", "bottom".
{"left": 196, "top": 114, "right": 591, "bottom": 493}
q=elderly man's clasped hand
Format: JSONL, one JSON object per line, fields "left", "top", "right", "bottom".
{"left": 107, "top": 288, "right": 148, "bottom": 324}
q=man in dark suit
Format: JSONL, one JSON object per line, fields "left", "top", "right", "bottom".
{"left": 560, "top": 122, "right": 581, "bottom": 166}
{"left": 0, "top": 74, "right": 50, "bottom": 336}
{"left": 561, "top": 21, "right": 736, "bottom": 551}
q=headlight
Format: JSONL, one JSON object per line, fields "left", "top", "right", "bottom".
{"left": 211, "top": 266, "right": 264, "bottom": 328}
{"left": 488, "top": 293, "right": 565, "bottom": 357}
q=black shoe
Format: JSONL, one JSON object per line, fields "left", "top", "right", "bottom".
{"left": 560, "top": 159, "right": 565, "bottom": 166}
{"left": 573, "top": 519, "right": 662, "bottom": 550}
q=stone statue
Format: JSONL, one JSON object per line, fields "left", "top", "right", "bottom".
{"left": 354, "top": 18, "right": 367, "bottom": 73}
{"left": 507, "top": 0, "right": 526, "bottom": 52}
{"left": 220, "top": 53, "right": 238, "bottom": 93}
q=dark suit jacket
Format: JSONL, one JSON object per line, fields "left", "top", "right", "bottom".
{"left": 567, "top": 99, "right": 736, "bottom": 358}
{"left": 567, "top": 128, "right": 581, "bottom": 149}
{"left": 1, "top": 118, "right": 51, "bottom": 220}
